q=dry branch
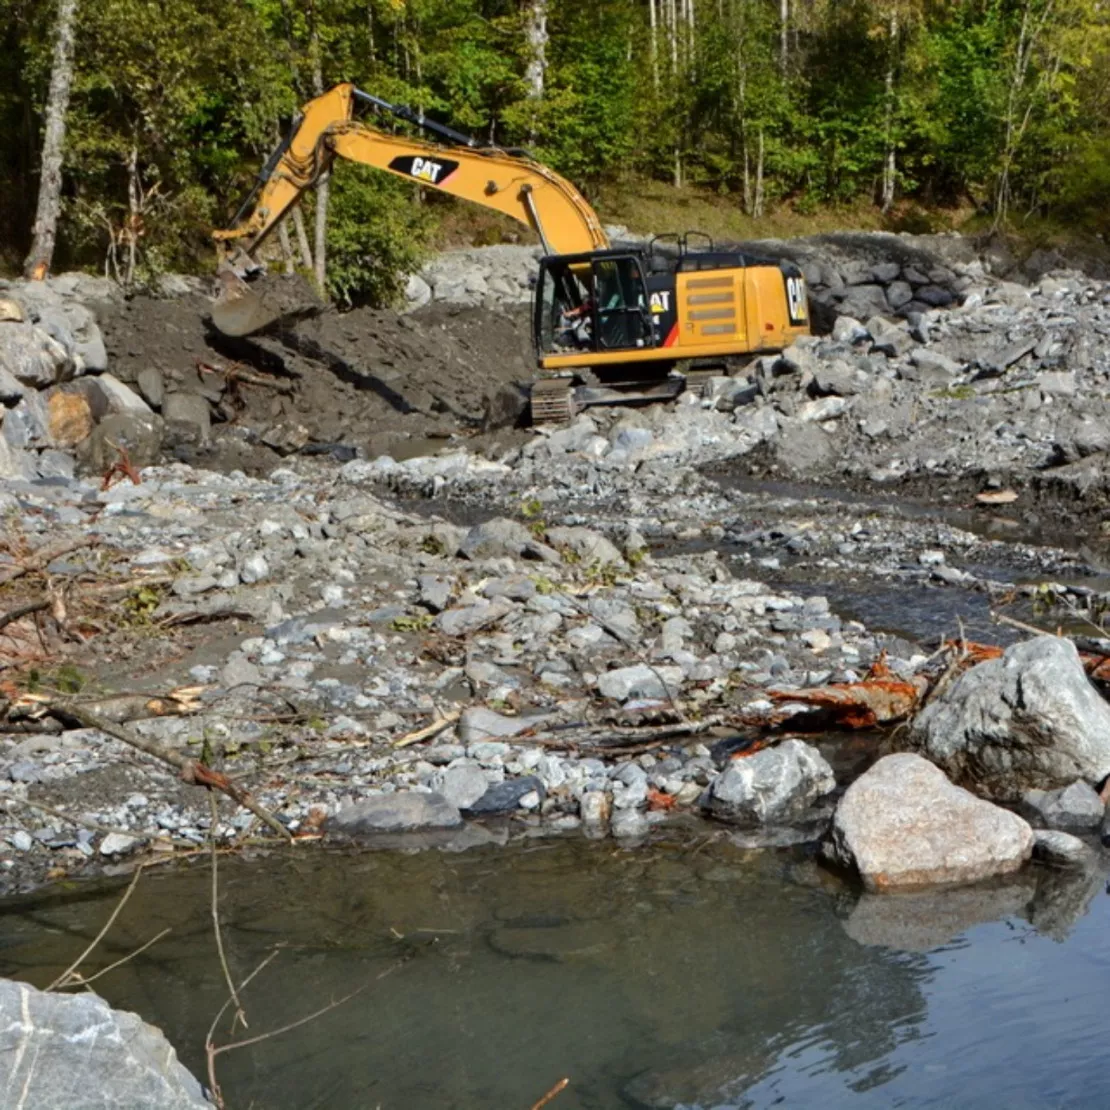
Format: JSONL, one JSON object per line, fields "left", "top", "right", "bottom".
{"left": 392, "top": 709, "right": 460, "bottom": 748}
{"left": 51, "top": 701, "right": 292, "bottom": 841}
{"left": 47, "top": 865, "right": 146, "bottom": 991}
{"left": 530, "top": 1078, "right": 570, "bottom": 1110}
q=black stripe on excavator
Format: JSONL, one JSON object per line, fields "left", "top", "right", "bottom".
{"left": 229, "top": 124, "right": 299, "bottom": 227}
{"left": 353, "top": 88, "right": 480, "bottom": 149}
{"left": 388, "top": 155, "right": 460, "bottom": 186}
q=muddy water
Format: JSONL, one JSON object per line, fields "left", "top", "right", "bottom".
{"left": 2, "top": 837, "right": 1109, "bottom": 1109}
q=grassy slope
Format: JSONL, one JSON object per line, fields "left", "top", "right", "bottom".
{"left": 430, "top": 176, "right": 1110, "bottom": 269}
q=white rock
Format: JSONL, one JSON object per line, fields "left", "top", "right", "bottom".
{"left": 910, "top": 636, "right": 1110, "bottom": 796}
{"left": 99, "top": 832, "right": 139, "bottom": 856}
{"left": 704, "top": 739, "right": 835, "bottom": 824}
{"left": 832, "top": 753, "right": 1034, "bottom": 891}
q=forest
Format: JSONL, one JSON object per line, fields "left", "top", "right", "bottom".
{"left": 2, "top": 0, "right": 1108, "bottom": 302}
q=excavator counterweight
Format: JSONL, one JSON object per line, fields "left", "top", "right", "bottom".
{"left": 213, "top": 84, "right": 810, "bottom": 422}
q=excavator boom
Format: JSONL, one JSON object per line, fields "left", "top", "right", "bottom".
{"left": 214, "top": 83, "right": 606, "bottom": 286}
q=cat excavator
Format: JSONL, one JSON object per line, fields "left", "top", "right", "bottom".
{"left": 212, "top": 83, "right": 810, "bottom": 423}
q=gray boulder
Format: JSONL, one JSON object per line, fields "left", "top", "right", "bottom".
{"left": 0, "top": 977, "right": 210, "bottom": 1108}
{"left": 136, "top": 367, "right": 165, "bottom": 409}
{"left": 459, "top": 517, "right": 533, "bottom": 559}
{"left": 458, "top": 706, "right": 545, "bottom": 745}
{"left": 78, "top": 412, "right": 164, "bottom": 472}
{"left": 328, "top": 792, "right": 462, "bottom": 834}
{"left": 831, "top": 753, "right": 1034, "bottom": 891}
{"left": 545, "top": 525, "right": 625, "bottom": 567}
{"left": 597, "top": 663, "right": 684, "bottom": 702}
{"left": 434, "top": 764, "right": 490, "bottom": 810}
{"left": 79, "top": 372, "right": 151, "bottom": 417}
{"left": 0, "top": 366, "right": 25, "bottom": 405}
{"left": 434, "top": 597, "right": 515, "bottom": 637}
{"left": 0, "top": 322, "right": 72, "bottom": 386}
{"left": 703, "top": 739, "right": 835, "bottom": 825}
{"left": 909, "top": 636, "right": 1110, "bottom": 797}
{"left": 1033, "top": 829, "right": 1093, "bottom": 868}
{"left": 162, "top": 391, "right": 212, "bottom": 445}
{"left": 1021, "top": 780, "right": 1104, "bottom": 830}
{"left": 464, "top": 775, "right": 545, "bottom": 815}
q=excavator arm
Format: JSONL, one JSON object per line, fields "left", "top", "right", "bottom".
{"left": 214, "top": 82, "right": 608, "bottom": 272}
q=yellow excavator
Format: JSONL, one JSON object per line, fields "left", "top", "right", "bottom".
{"left": 212, "top": 83, "right": 810, "bottom": 423}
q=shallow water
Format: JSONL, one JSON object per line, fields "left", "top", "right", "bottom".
{"left": 2, "top": 836, "right": 1108, "bottom": 1109}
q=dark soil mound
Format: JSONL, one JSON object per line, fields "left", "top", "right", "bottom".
{"left": 97, "top": 291, "right": 534, "bottom": 470}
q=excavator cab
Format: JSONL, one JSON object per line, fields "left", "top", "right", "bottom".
{"left": 534, "top": 252, "right": 655, "bottom": 357}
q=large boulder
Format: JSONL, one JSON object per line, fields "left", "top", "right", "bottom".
{"left": 0, "top": 321, "right": 72, "bottom": 387}
{"left": 328, "top": 791, "right": 462, "bottom": 835}
{"left": 47, "top": 391, "right": 94, "bottom": 447}
{"left": 545, "top": 525, "right": 625, "bottom": 567}
{"left": 909, "top": 636, "right": 1110, "bottom": 797}
{"left": 77, "top": 411, "right": 164, "bottom": 473}
{"left": 458, "top": 517, "right": 533, "bottom": 560}
{"left": 0, "top": 977, "right": 210, "bottom": 1108}
{"left": 703, "top": 739, "right": 836, "bottom": 825}
{"left": 831, "top": 753, "right": 1034, "bottom": 891}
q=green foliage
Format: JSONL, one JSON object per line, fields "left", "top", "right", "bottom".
{"left": 391, "top": 612, "right": 435, "bottom": 632}
{"left": 325, "top": 163, "right": 433, "bottom": 305}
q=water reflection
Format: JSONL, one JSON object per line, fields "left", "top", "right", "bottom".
{"left": 0, "top": 839, "right": 1107, "bottom": 1109}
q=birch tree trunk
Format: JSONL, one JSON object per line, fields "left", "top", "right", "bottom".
{"left": 310, "top": 16, "right": 328, "bottom": 294}
{"left": 524, "top": 0, "right": 548, "bottom": 101}
{"left": 753, "top": 128, "right": 765, "bottom": 218}
{"left": 523, "top": 0, "right": 547, "bottom": 141}
{"left": 880, "top": 6, "right": 899, "bottom": 214}
{"left": 779, "top": 0, "right": 788, "bottom": 72}
{"left": 292, "top": 208, "right": 314, "bottom": 271}
{"left": 648, "top": 0, "right": 660, "bottom": 89}
{"left": 23, "top": 0, "right": 79, "bottom": 280}
{"left": 278, "top": 220, "right": 296, "bottom": 274}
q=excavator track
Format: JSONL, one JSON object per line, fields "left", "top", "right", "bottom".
{"left": 530, "top": 378, "right": 577, "bottom": 425}
{"left": 682, "top": 368, "right": 720, "bottom": 399}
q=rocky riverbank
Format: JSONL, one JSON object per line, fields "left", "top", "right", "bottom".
{"left": 4, "top": 230, "right": 1110, "bottom": 901}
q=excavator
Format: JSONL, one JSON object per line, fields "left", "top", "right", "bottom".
{"left": 212, "top": 83, "right": 811, "bottom": 423}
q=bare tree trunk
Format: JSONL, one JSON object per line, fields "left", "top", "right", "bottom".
{"left": 292, "top": 208, "right": 313, "bottom": 271}
{"left": 779, "top": 0, "right": 788, "bottom": 72}
{"left": 524, "top": 0, "right": 548, "bottom": 101}
{"left": 23, "top": 0, "right": 79, "bottom": 280}
{"left": 648, "top": 0, "right": 660, "bottom": 89}
{"left": 313, "top": 174, "right": 329, "bottom": 292}
{"left": 125, "top": 143, "right": 139, "bottom": 287}
{"left": 742, "top": 133, "right": 752, "bottom": 213}
{"left": 880, "top": 6, "right": 898, "bottom": 214}
{"left": 310, "top": 16, "right": 328, "bottom": 294}
{"left": 523, "top": 0, "right": 547, "bottom": 141}
{"left": 753, "top": 128, "right": 765, "bottom": 218}
{"left": 278, "top": 220, "right": 296, "bottom": 274}
{"left": 668, "top": 0, "right": 679, "bottom": 74}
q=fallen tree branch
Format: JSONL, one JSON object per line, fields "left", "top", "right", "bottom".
{"left": 49, "top": 701, "right": 292, "bottom": 841}
{"left": 57, "top": 929, "right": 171, "bottom": 991}
{"left": 530, "top": 1078, "right": 570, "bottom": 1110}
{"left": 47, "top": 865, "right": 146, "bottom": 991}
{"left": 392, "top": 709, "right": 460, "bottom": 748}
{"left": 209, "top": 794, "right": 247, "bottom": 1033}
{"left": 0, "top": 598, "right": 50, "bottom": 633}
{"left": 991, "top": 611, "right": 1054, "bottom": 638}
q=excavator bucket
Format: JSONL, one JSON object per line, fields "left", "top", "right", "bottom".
{"left": 210, "top": 270, "right": 322, "bottom": 337}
